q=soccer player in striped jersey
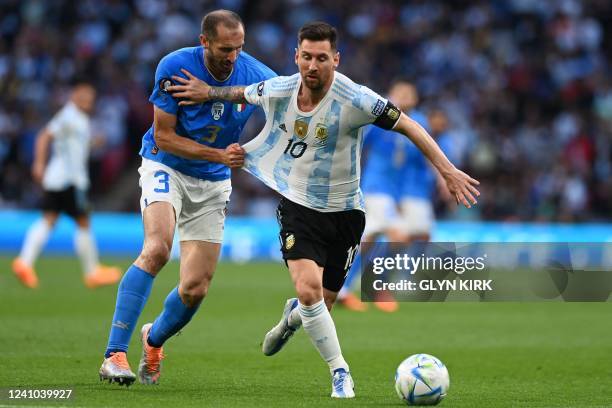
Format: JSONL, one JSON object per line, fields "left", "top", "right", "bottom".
{"left": 169, "top": 21, "right": 479, "bottom": 398}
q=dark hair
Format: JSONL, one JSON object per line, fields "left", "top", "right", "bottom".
{"left": 298, "top": 21, "right": 337, "bottom": 50}
{"left": 201, "top": 9, "right": 243, "bottom": 39}
{"left": 69, "top": 74, "right": 96, "bottom": 89}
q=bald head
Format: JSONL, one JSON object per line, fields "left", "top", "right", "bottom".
{"left": 201, "top": 9, "right": 243, "bottom": 40}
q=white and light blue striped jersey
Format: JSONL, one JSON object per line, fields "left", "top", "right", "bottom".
{"left": 242, "top": 72, "right": 400, "bottom": 212}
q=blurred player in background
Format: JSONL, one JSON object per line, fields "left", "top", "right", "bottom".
{"left": 176, "top": 21, "right": 479, "bottom": 398}
{"left": 338, "top": 89, "right": 459, "bottom": 312}
{"left": 337, "top": 80, "right": 428, "bottom": 313}
{"left": 98, "top": 10, "right": 275, "bottom": 386}
{"left": 398, "top": 108, "right": 457, "bottom": 241}
{"left": 11, "top": 80, "right": 121, "bottom": 289}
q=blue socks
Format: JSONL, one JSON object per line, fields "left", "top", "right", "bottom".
{"left": 147, "top": 287, "right": 200, "bottom": 348}
{"left": 105, "top": 264, "right": 154, "bottom": 358}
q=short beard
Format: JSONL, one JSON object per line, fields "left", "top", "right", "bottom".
{"left": 303, "top": 76, "right": 323, "bottom": 91}
{"left": 205, "top": 52, "right": 231, "bottom": 79}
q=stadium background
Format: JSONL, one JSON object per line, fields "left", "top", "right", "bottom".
{"left": 0, "top": 0, "right": 610, "bottom": 257}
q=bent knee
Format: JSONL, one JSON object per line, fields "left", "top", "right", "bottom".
{"left": 138, "top": 241, "right": 171, "bottom": 272}
{"left": 295, "top": 279, "right": 322, "bottom": 306}
{"left": 179, "top": 283, "right": 207, "bottom": 307}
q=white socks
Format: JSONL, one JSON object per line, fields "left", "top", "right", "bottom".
{"left": 19, "top": 220, "right": 99, "bottom": 276}
{"left": 75, "top": 227, "right": 99, "bottom": 275}
{"left": 298, "top": 299, "right": 349, "bottom": 373}
{"left": 19, "top": 219, "right": 51, "bottom": 266}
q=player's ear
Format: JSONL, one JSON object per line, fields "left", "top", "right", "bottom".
{"left": 200, "top": 34, "right": 209, "bottom": 48}
{"left": 294, "top": 47, "right": 299, "bottom": 65}
{"left": 333, "top": 51, "right": 340, "bottom": 68}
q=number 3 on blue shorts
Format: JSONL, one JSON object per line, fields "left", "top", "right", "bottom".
{"left": 153, "top": 170, "right": 170, "bottom": 193}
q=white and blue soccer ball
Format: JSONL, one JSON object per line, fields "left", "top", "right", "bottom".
{"left": 395, "top": 354, "right": 450, "bottom": 405}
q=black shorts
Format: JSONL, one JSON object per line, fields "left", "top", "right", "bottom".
{"left": 42, "top": 186, "right": 90, "bottom": 218}
{"left": 277, "top": 197, "right": 366, "bottom": 292}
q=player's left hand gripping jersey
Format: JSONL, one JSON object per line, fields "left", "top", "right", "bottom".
{"left": 242, "top": 72, "right": 401, "bottom": 212}
{"left": 140, "top": 46, "right": 276, "bottom": 180}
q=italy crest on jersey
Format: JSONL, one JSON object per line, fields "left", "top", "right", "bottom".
{"left": 294, "top": 119, "right": 309, "bottom": 139}
{"left": 212, "top": 102, "right": 224, "bottom": 120}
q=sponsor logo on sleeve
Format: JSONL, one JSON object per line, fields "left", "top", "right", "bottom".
{"left": 372, "top": 99, "right": 385, "bottom": 116}
{"left": 257, "top": 81, "right": 265, "bottom": 96}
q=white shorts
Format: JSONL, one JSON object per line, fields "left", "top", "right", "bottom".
{"left": 398, "top": 197, "right": 434, "bottom": 236}
{"left": 363, "top": 194, "right": 398, "bottom": 237}
{"left": 364, "top": 194, "right": 434, "bottom": 237}
{"left": 139, "top": 158, "right": 231, "bottom": 243}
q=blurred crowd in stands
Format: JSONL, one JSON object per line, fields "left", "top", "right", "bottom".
{"left": 0, "top": 0, "right": 610, "bottom": 221}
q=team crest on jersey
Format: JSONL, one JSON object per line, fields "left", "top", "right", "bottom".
{"left": 387, "top": 106, "right": 400, "bottom": 121}
{"left": 211, "top": 102, "right": 224, "bottom": 120}
{"left": 294, "top": 120, "right": 309, "bottom": 139}
{"left": 285, "top": 234, "right": 295, "bottom": 250}
{"left": 314, "top": 123, "right": 328, "bottom": 145}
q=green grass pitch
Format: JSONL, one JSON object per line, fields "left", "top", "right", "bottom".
{"left": 1, "top": 257, "right": 611, "bottom": 407}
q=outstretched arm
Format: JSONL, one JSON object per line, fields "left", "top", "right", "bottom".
{"left": 393, "top": 113, "right": 480, "bottom": 208}
{"left": 167, "top": 69, "right": 247, "bottom": 106}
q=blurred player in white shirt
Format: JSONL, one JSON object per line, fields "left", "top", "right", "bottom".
{"left": 12, "top": 80, "right": 121, "bottom": 289}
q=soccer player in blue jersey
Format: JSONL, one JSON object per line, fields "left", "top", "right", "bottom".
{"left": 98, "top": 10, "right": 275, "bottom": 386}
{"left": 398, "top": 108, "right": 458, "bottom": 239}
{"left": 170, "top": 22, "right": 479, "bottom": 398}
{"left": 338, "top": 80, "right": 430, "bottom": 312}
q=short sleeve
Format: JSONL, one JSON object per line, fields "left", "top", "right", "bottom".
{"left": 353, "top": 86, "right": 401, "bottom": 130}
{"left": 244, "top": 80, "right": 267, "bottom": 106}
{"left": 149, "top": 55, "right": 179, "bottom": 115}
{"left": 244, "top": 76, "right": 283, "bottom": 111}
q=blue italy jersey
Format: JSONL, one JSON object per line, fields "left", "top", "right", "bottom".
{"left": 399, "top": 131, "right": 457, "bottom": 200}
{"left": 140, "top": 46, "right": 276, "bottom": 180}
{"left": 360, "top": 110, "right": 428, "bottom": 199}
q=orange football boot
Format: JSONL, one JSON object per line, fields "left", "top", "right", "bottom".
{"left": 12, "top": 258, "right": 38, "bottom": 288}
{"left": 84, "top": 265, "right": 121, "bottom": 288}
{"left": 339, "top": 292, "right": 369, "bottom": 312}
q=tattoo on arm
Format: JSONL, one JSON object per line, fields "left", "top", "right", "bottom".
{"left": 208, "top": 86, "right": 247, "bottom": 104}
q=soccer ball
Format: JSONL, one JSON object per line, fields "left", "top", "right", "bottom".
{"left": 395, "top": 354, "right": 450, "bottom": 405}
